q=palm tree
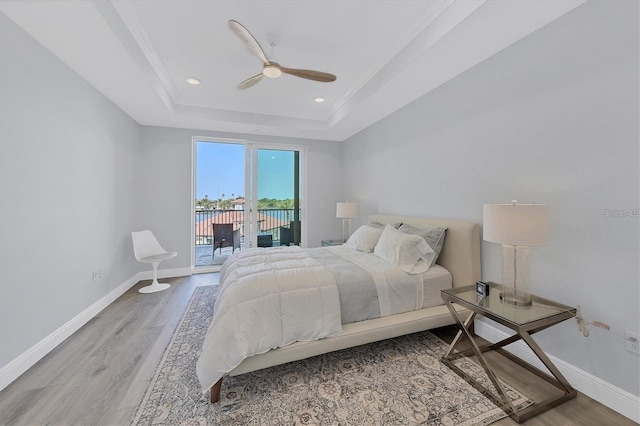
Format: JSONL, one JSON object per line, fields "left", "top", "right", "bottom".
{"left": 198, "top": 195, "right": 213, "bottom": 210}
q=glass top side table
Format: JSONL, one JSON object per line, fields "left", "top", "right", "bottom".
{"left": 441, "top": 281, "right": 577, "bottom": 423}
{"left": 321, "top": 239, "right": 344, "bottom": 247}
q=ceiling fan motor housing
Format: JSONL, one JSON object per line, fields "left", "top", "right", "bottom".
{"left": 263, "top": 63, "right": 282, "bottom": 78}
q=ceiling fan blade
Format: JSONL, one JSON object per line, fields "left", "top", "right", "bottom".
{"left": 237, "top": 73, "right": 263, "bottom": 89}
{"left": 228, "top": 20, "right": 269, "bottom": 65}
{"left": 280, "top": 67, "right": 336, "bottom": 82}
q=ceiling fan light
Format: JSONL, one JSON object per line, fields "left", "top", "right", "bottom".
{"left": 263, "top": 65, "right": 282, "bottom": 78}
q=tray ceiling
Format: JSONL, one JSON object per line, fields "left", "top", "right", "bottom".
{"left": 0, "top": 0, "right": 585, "bottom": 141}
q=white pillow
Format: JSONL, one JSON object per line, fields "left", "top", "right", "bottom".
{"left": 345, "top": 225, "right": 383, "bottom": 253}
{"left": 373, "top": 224, "right": 435, "bottom": 274}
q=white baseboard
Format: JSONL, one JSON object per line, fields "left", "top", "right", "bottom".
{"left": 0, "top": 267, "right": 191, "bottom": 392}
{"left": 138, "top": 266, "right": 193, "bottom": 281}
{"left": 474, "top": 320, "right": 640, "bottom": 423}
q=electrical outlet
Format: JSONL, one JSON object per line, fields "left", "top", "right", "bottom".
{"left": 625, "top": 331, "right": 640, "bottom": 355}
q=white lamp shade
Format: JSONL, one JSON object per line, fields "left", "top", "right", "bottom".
{"left": 336, "top": 202, "right": 358, "bottom": 219}
{"left": 483, "top": 203, "right": 548, "bottom": 246}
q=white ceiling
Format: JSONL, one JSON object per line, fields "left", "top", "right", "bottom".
{"left": 1, "top": 0, "right": 586, "bottom": 141}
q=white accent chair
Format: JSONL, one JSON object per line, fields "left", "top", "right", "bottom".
{"left": 132, "top": 230, "right": 177, "bottom": 294}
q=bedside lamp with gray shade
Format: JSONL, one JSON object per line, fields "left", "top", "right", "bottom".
{"left": 336, "top": 202, "right": 358, "bottom": 243}
{"left": 483, "top": 200, "right": 549, "bottom": 306}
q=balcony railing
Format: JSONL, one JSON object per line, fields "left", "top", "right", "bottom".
{"left": 195, "top": 208, "right": 300, "bottom": 267}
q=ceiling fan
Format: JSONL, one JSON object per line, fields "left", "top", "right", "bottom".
{"left": 228, "top": 20, "right": 337, "bottom": 89}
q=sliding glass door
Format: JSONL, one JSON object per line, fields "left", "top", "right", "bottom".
{"left": 194, "top": 141, "right": 245, "bottom": 268}
{"left": 193, "top": 138, "right": 304, "bottom": 269}
{"left": 246, "top": 148, "right": 302, "bottom": 250}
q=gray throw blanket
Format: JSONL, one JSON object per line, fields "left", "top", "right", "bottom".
{"left": 306, "top": 247, "right": 381, "bottom": 324}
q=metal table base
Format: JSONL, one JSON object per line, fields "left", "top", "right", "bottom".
{"left": 441, "top": 290, "right": 577, "bottom": 423}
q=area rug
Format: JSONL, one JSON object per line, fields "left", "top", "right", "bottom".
{"left": 131, "top": 285, "right": 531, "bottom": 426}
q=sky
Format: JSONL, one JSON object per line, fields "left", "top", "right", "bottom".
{"left": 195, "top": 141, "right": 295, "bottom": 201}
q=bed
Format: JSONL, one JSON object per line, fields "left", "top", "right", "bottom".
{"left": 197, "top": 214, "right": 481, "bottom": 402}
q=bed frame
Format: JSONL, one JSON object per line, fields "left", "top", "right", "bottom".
{"left": 210, "top": 214, "right": 481, "bottom": 402}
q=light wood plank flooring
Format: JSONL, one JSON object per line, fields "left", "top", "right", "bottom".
{"left": 0, "top": 273, "right": 634, "bottom": 425}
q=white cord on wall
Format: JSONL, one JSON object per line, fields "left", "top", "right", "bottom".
{"left": 575, "top": 305, "right": 636, "bottom": 343}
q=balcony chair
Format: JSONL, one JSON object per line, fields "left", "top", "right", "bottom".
{"left": 131, "top": 230, "right": 177, "bottom": 294}
{"left": 279, "top": 221, "right": 301, "bottom": 246}
{"left": 212, "top": 223, "right": 240, "bottom": 258}
{"left": 257, "top": 234, "right": 273, "bottom": 247}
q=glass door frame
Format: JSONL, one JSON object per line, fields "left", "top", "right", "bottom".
{"left": 191, "top": 136, "right": 307, "bottom": 272}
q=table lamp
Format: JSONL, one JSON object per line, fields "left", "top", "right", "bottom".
{"left": 483, "top": 201, "right": 548, "bottom": 306}
{"left": 336, "top": 202, "right": 358, "bottom": 243}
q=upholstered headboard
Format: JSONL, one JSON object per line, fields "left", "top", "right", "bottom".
{"left": 368, "top": 214, "right": 481, "bottom": 288}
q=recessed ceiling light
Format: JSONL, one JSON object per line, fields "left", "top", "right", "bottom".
{"left": 314, "top": 97, "right": 325, "bottom": 103}
{"left": 186, "top": 78, "right": 201, "bottom": 85}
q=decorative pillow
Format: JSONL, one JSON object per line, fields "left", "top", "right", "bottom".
{"left": 345, "top": 225, "right": 383, "bottom": 253}
{"left": 398, "top": 224, "right": 447, "bottom": 266}
{"left": 369, "top": 221, "right": 402, "bottom": 229}
{"left": 373, "top": 224, "right": 435, "bottom": 274}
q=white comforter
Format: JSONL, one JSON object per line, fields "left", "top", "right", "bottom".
{"left": 196, "top": 247, "right": 342, "bottom": 392}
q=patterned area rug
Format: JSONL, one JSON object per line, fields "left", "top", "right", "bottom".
{"left": 131, "top": 285, "right": 531, "bottom": 426}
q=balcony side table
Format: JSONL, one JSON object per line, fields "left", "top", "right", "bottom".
{"left": 440, "top": 282, "right": 577, "bottom": 423}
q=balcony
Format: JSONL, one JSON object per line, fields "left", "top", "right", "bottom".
{"left": 195, "top": 208, "right": 300, "bottom": 267}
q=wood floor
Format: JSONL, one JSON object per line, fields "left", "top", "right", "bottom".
{"left": 0, "top": 273, "right": 634, "bottom": 425}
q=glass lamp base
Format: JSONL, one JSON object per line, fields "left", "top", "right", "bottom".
{"left": 500, "top": 244, "right": 532, "bottom": 306}
{"left": 500, "top": 289, "right": 532, "bottom": 306}
{"left": 342, "top": 218, "right": 352, "bottom": 243}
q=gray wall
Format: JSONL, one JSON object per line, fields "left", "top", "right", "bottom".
{"left": 343, "top": 0, "right": 639, "bottom": 396}
{"left": 0, "top": 13, "right": 141, "bottom": 367}
{"left": 137, "top": 126, "right": 344, "bottom": 256}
